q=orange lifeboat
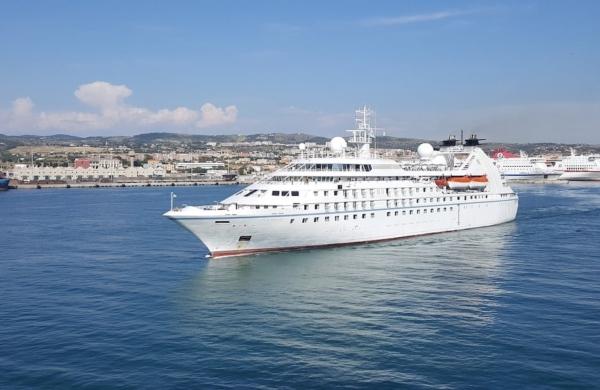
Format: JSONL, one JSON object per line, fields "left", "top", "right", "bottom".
{"left": 447, "top": 176, "right": 470, "bottom": 190}
{"left": 435, "top": 178, "right": 448, "bottom": 188}
{"left": 469, "top": 175, "right": 488, "bottom": 190}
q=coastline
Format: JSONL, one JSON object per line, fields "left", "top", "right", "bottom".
{"left": 9, "top": 180, "right": 246, "bottom": 190}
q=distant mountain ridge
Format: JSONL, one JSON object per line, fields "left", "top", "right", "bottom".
{"left": 1, "top": 132, "right": 599, "bottom": 154}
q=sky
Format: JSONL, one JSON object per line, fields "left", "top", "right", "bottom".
{"left": 1, "top": 0, "right": 599, "bottom": 143}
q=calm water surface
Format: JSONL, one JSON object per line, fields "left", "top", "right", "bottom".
{"left": 1, "top": 184, "right": 599, "bottom": 389}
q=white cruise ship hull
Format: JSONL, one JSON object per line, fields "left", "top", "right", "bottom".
{"left": 558, "top": 171, "right": 600, "bottom": 181}
{"left": 166, "top": 197, "right": 518, "bottom": 257}
{"left": 502, "top": 173, "right": 560, "bottom": 181}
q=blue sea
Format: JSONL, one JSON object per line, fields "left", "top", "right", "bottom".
{"left": 1, "top": 184, "right": 599, "bottom": 389}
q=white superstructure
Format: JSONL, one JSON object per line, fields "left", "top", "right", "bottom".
{"left": 556, "top": 151, "right": 600, "bottom": 181}
{"left": 165, "top": 107, "right": 518, "bottom": 257}
{"left": 493, "top": 151, "right": 560, "bottom": 180}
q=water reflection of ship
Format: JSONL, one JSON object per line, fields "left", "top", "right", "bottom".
{"left": 176, "top": 222, "right": 516, "bottom": 329}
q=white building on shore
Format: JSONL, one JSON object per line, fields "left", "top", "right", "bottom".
{"left": 7, "top": 162, "right": 166, "bottom": 182}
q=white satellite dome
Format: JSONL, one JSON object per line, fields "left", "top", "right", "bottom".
{"left": 298, "top": 143, "right": 306, "bottom": 150}
{"left": 417, "top": 143, "right": 434, "bottom": 158}
{"left": 329, "top": 137, "right": 347, "bottom": 152}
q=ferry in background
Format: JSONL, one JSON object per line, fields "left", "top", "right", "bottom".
{"left": 165, "top": 107, "right": 518, "bottom": 258}
{"left": 0, "top": 172, "right": 10, "bottom": 191}
{"left": 491, "top": 149, "right": 560, "bottom": 180}
{"left": 556, "top": 151, "right": 600, "bottom": 181}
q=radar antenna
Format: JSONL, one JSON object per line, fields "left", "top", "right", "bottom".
{"left": 346, "top": 106, "right": 384, "bottom": 156}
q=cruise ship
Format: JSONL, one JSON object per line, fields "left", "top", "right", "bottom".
{"left": 165, "top": 107, "right": 519, "bottom": 257}
{"left": 491, "top": 149, "right": 560, "bottom": 180}
{"left": 556, "top": 151, "right": 600, "bottom": 181}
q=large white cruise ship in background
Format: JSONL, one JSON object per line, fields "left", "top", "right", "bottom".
{"left": 491, "top": 149, "right": 560, "bottom": 180}
{"left": 165, "top": 107, "right": 519, "bottom": 257}
{"left": 556, "top": 151, "right": 600, "bottom": 181}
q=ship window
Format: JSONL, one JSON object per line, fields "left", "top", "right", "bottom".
{"left": 423, "top": 188, "right": 426, "bottom": 193}
{"left": 402, "top": 211, "right": 406, "bottom": 215}
{"left": 314, "top": 204, "right": 319, "bottom": 210}
{"left": 353, "top": 214, "right": 358, "bottom": 219}
{"left": 387, "top": 211, "right": 391, "bottom": 217}
{"left": 314, "top": 217, "right": 319, "bottom": 222}
{"left": 245, "top": 189, "right": 258, "bottom": 197}
{"left": 325, "top": 216, "right": 330, "bottom": 222}
{"left": 255, "top": 205, "right": 260, "bottom": 209}
{"left": 437, "top": 208, "right": 441, "bottom": 212}
{"left": 304, "top": 204, "right": 309, "bottom": 210}
{"left": 263, "top": 205, "right": 268, "bottom": 209}
{"left": 314, "top": 191, "right": 318, "bottom": 196}
{"left": 335, "top": 216, "right": 340, "bottom": 221}
{"left": 431, "top": 208, "right": 434, "bottom": 213}
{"left": 324, "top": 191, "right": 329, "bottom": 196}
{"left": 292, "top": 191, "right": 299, "bottom": 196}
{"left": 238, "top": 235, "right": 252, "bottom": 242}
{"left": 344, "top": 215, "right": 349, "bottom": 220}
{"left": 417, "top": 210, "right": 420, "bottom": 214}
{"left": 395, "top": 211, "right": 399, "bottom": 216}
{"left": 424, "top": 209, "right": 427, "bottom": 214}
{"left": 450, "top": 207, "right": 453, "bottom": 211}
{"left": 371, "top": 213, "right": 375, "bottom": 218}
{"left": 272, "top": 191, "right": 280, "bottom": 196}
{"left": 290, "top": 219, "right": 294, "bottom": 223}
{"left": 282, "top": 191, "right": 289, "bottom": 196}
{"left": 410, "top": 210, "right": 413, "bottom": 215}
{"left": 362, "top": 214, "right": 366, "bottom": 219}
{"left": 215, "top": 220, "right": 230, "bottom": 224}
{"left": 302, "top": 218, "right": 308, "bottom": 223}
{"left": 333, "top": 190, "right": 338, "bottom": 196}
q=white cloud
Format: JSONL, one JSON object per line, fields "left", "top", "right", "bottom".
{"left": 198, "top": 103, "right": 238, "bottom": 128}
{"left": 360, "top": 9, "right": 477, "bottom": 27}
{"left": 12, "top": 97, "right": 34, "bottom": 116}
{"left": 0, "top": 81, "right": 238, "bottom": 134}
{"left": 74, "top": 81, "right": 132, "bottom": 110}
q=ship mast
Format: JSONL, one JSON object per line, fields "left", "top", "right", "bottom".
{"left": 347, "top": 106, "right": 381, "bottom": 157}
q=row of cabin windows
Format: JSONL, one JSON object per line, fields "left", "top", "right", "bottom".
{"left": 299, "top": 195, "right": 488, "bottom": 210}
{"left": 272, "top": 190, "right": 300, "bottom": 196}
{"left": 251, "top": 194, "right": 490, "bottom": 211}
{"left": 385, "top": 206, "right": 453, "bottom": 216}
{"left": 277, "top": 186, "right": 439, "bottom": 199}
{"left": 246, "top": 185, "right": 494, "bottom": 200}
{"left": 287, "top": 163, "right": 373, "bottom": 172}
{"left": 291, "top": 207, "right": 455, "bottom": 224}
{"left": 269, "top": 176, "right": 428, "bottom": 182}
